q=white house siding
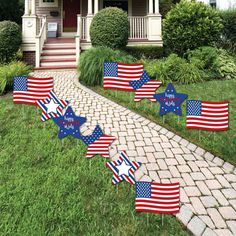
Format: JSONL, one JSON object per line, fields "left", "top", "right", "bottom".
{"left": 196, "top": 0, "right": 236, "bottom": 10}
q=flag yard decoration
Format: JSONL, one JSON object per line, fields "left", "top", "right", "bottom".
{"left": 53, "top": 106, "right": 87, "bottom": 139}
{"left": 106, "top": 151, "right": 141, "bottom": 185}
{"left": 13, "top": 76, "right": 53, "bottom": 105}
{"left": 36, "top": 90, "right": 69, "bottom": 122}
{"left": 81, "top": 125, "right": 116, "bottom": 158}
{"left": 135, "top": 182, "right": 180, "bottom": 214}
{"left": 103, "top": 62, "right": 144, "bottom": 91}
{"left": 129, "top": 71, "right": 162, "bottom": 102}
{"left": 154, "top": 83, "right": 188, "bottom": 116}
{"left": 186, "top": 100, "right": 229, "bottom": 131}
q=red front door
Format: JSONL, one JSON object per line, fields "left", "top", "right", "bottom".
{"left": 63, "top": 0, "right": 80, "bottom": 32}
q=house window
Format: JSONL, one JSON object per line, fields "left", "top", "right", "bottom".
{"left": 209, "top": 0, "right": 216, "bottom": 8}
{"left": 103, "top": 0, "right": 128, "bottom": 13}
{"left": 39, "top": 0, "right": 58, "bottom": 7}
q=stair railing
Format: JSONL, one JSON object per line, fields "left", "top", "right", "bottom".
{"left": 35, "top": 15, "right": 47, "bottom": 68}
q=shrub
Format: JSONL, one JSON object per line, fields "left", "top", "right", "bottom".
{"left": 0, "top": 21, "right": 22, "bottom": 63}
{"left": 145, "top": 54, "right": 202, "bottom": 84}
{"left": 215, "top": 49, "right": 236, "bottom": 80}
{"left": 0, "top": 61, "right": 32, "bottom": 95}
{"left": 187, "top": 46, "right": 219, "bottom": 80}
{"left": 163, "top": 0, "right": 223, "bottom": 55}
{"left": 187, "top": 46, "right": 236, "bottom": 80}
{"left": 125, "top": 46, "right": 164, "bottom": 60}
{"left": 90, "top": 7, "right": 129, "bottom": 49}
{"left": 220, "top": 9, "right": 236, "bottom": 52}
{"left": 78, "top": 47, "right": 135, "bottom": 86}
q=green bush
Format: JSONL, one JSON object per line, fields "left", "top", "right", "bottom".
{"left": 78, "top": 47, "right": 135, "bottom": 86}
{"left": 90, "top": 7, "right": 129, "bottom": 49}
{"left": 125, "top": 46, "right": 164, "bottom": 60}
{"left": 215, "top": 49, "right": 236, "bottom": 80}
{"left": 145, "top": 54, "right": 202, "bottom": 84}
{"left": 220, "top": 9, "right": 236, "bottom": 52}
{"left": 0, "top": 21, "right": 22, "bottom": 63}
{"left": 0, "top": 61, "right": 32, "bottom": 95}
{"left": 187, "top": 46, "right": 219, "bottom": 80}
{"left": 163, "top": 0, "right": 223, "bottom": 55}
{"left": 187, "top": 46, "right": 236, "bottom": 80}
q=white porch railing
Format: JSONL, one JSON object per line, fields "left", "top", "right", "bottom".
{"left": 35, "top": 16, "right": 47, "bottom": 67}
{"left": 79, "top": 16, "right": 147, "bottom": 41}
{"left": 129, "top": 17, "right": 147, "bottom": 39}
{"left": 81, "top": 17, "right": 87, "bottom": 40}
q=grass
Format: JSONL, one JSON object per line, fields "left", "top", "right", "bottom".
{"left": 94, "top": 79, "right": 236, "bottom": 165}
{"left": 0, "top": 95, "right": 189, "bottom": 235}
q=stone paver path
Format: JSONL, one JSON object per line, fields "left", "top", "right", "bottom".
{"left": 33, "top": 70, "right": 236, "bottom": 236}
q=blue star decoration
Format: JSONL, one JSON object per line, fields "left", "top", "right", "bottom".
{"left": 154, "top": 83, "right": 188, "bottom": 116}
{"left": 52, "top": 106, "right": 87, "bottom": 139}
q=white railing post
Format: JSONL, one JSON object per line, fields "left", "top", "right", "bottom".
{"left": 128, "top": 17, "right": 148, "bottom": 40}
{"left": 76, "top": 14, "right": 82, "bottom": 64}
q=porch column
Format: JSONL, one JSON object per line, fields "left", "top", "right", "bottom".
{"left": 149, "top": 0, "right": 154, "bottom": 14}
{"left": 31, "top": 0, "right": 36, "bottom": 15}
{"left": 94, "top": 0, "right": 99, "bottom": 14}
{"left": 154, "top": 0, "right": 159, "bottom": 14}
{"left": 24, "top": 0, "right": 29, "bottom": 15}
{"left": 88, "top": 0, "right": 93, "bottom": 15}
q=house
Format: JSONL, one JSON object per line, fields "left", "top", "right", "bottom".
{"left": 196, "top": 0, "right": 236, "bottom": 10}
{"left": 22, "top": 0, "right": 162, "bottom": 70}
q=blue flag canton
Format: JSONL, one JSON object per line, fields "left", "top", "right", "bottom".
{"left": 187, "top": 100, "right": 202, "bottom": 116}
{"left": 81, "top": 125, "right": 103, "bottom": 145}
{"left": 136, "top": 182, "right": 151, "bottom": 198}
{"left": 129, "top": 71, "right": 150, "bottom": 90}
{"left": 13, "top": 76, "right": 27, "bottom": 91}
{"left": 104, "top": 62, "right": 118, "bottom": 77}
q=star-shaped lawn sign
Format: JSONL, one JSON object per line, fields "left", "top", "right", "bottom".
{"left": 129, "top": 71, "right": 162, "bottom": 102}
{"left": 106, "top": 151, "right": 142, "bottom": 185}
{"left": 37, "top": 90, "right": 69, "bottom": 122}
{"left": 154, "top": 83, "right": 188, "bottom": 116}
{"left": 53, "top": 106, "right": 87, "bottom": 139}
{"left": 81, "top": 125, "right": 116, "bottom": 158}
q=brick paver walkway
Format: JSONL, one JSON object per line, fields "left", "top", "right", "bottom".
{"left": 33, "top": 70, "right": 236, "bottom": 236}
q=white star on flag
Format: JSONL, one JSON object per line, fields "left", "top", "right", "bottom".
{"left": 116, "top": 160, "right": 132, "bottom": 176}
{"left": 45, "top": 99, "right": 60, "bottom": 114}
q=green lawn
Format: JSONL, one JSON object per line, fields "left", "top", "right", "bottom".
{"left": 0, "top": 95, "right": 189, "bottom": 235}
{"left": 94, "top": 79, "right": 236, "bottom": 165}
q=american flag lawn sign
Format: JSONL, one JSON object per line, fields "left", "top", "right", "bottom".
{"left": 36, "top": 90, "right": 69, "bottom": 122}
{"left": 106, "top": 151, "right": 142, "bottom": 185}
{"left": 81, "top": 125, "right": 116, "bottom": 158}
{"left": 135, "top": 182, "right": 180, "bottom": 214}
{"left": 103, "top": 62, "right": 144, "bottom": 91}
{"left": 13, "top": 76, "right": 54, "bottom": 105}
{"left": 186, "top": 100, "right": 229, "bottom": 131}
{"left": 129, "top": 71, "right": 162, "bottom": 102}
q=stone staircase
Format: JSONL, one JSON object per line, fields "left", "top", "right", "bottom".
{"left": 35, "top": 38, "right": 77, "bottom": 70}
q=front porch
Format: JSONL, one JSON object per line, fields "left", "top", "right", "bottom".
{"left": 22, "top": 0, "right": 162, "bottom": 69}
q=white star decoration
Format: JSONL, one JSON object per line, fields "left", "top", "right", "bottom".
{"left": 116, "top": 160, "right": 132, "bottom": 176}
{"left": 45, "top": 99, "right": 60, "bottom": 114}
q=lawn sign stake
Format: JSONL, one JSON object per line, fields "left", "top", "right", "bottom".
{"left": 154, "top": 83, "right": 188, "bottom": 116}
{"left": 129, "top": 71, "right": 162, "bottom": 102}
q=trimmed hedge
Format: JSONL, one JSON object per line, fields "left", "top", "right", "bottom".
{"left": 125, "top": 46, "right": 164, "bottom": 60}
{"left": 0, "top": 61, "right": 32, "bottom": 95}
{"left": 163, "top": 0, "right": 223, "bottom": 55}
{"left": 90, "top": 7, "right": 129, "bottom": 49}
{"left": 220, "top": 9, "right": 236, "bottom": 51}
{"left": 78, "top": 47, "right": 135, "bottom": 86}
{"left": 0, "top": 21, "right": 22, "bottom": 63}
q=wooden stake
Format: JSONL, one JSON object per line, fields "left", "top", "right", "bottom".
{"left": 161, "top": 214, "right": 164, "bottom": 226}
